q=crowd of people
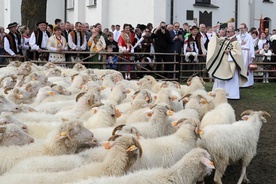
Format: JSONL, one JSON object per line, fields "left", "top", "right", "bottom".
{"left": 0, "top": 18, "right": 275, "bottom": 82}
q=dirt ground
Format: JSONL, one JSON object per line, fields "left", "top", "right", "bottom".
{"left": 203, "top": 83, "right": 276, "bottom": 184}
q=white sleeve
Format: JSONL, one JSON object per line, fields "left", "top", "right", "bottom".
{"left": 183, "top": 40, "right": 188, "bottom": 55}
{"left": 133, "top": 37, "right": 144, "bottom": 49}
{"left": 4, "top": 37, "right": 15, "bottom": 56}
{"left": 46, "top": 38, "right": 57, "bottom": 51}
{"left": 29, "top": 32, "right": 40, "bottom": 50}
{"left": 80, "top": 35, "right": 87, "bottom": 50}
{"left": 68, "top": 34, "right": 77, "bottom": 50}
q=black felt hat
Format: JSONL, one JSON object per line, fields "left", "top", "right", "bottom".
{"left": 36, "top": 21, "right": 48, "bottom": 27}
{"left": 7, "top": 22, "right": 18, "bottom": 29}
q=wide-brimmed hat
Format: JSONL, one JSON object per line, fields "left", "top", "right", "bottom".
{"left": 7, "top": 22, "right": 18, "bottom": 29}
{"left": 36, "top": 21, "right": 48, "bottom": 26}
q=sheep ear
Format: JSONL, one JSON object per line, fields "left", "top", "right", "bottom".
{"left": 171, "top": 95, "right": 177, "bottom": 101}
{"left": 208, "top": 91, "right": 215, "bottom": 96}
{"left": 241, "top": 115, "right": 249, "bottom": 121}
{"left": 166, "top": 110, "right": 174, "bottom": 116}
{"left": 115, "top": 109, "right": 121, "bottom": 118}
{"left": 101, "top": 141, "right": 115, "bottom": 149}
{"left": 200, "top": 156, "right": 215, "bottom": 169}
{"left": 55, "top": 131, "right": 68, "bottom": 140}
{"left": 146, "top": 110, "right": 153, "bottom": 117}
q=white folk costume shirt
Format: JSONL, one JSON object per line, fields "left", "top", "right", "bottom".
{"left": 207, "top": 32, "right": 247, "bottom": 99}
{"left": 68, "top": 31, "right": 87, "bottom": 50}
{"left": 29, "top": 31, "right": 48, "bottom": 50}
{"left": 4, "top": 34, "right": 19, "bottom": 56}
{"left": 46, "top": 35, "right": 68, "bottom": 62}
{"left": 237, "top": 32, "right": 255, "bottom": 87}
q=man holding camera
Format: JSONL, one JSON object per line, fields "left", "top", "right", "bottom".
{"left": 151, "top": 21, "right": 171, "bottom": 77}
{"left": 169, "top": 22, "right": 184, "bottom": 78}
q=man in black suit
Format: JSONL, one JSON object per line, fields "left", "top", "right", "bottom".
{"left": 62, "top": 21, "right": 71, "bottom": 42}
{"left": 168, "top": 22, "right": 184, "bottom": 78}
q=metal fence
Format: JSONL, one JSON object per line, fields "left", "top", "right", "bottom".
{"left": 1, "top": 51, "right": 276, "bottom": 82}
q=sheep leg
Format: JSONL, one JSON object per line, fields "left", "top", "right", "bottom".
{"left": 213, "top": 158, "right": 228, "bottom": 184}
{"left": 237, "top": 166, "right": 250, "bottom": 184}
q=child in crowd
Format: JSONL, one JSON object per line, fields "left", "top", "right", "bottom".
{"left": 106, "top": 45, "right": 118, "bottom": 70}
{"left": 259, "top": 43, "right": 272, "bottom": 83}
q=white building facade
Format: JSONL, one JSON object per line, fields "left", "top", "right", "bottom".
{"left": 1, "top": 0, "right": 275, "bottom": 31}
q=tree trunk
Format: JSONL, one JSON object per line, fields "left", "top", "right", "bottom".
{"left": 21, "top": 0, "right": 47, "bottom": 32}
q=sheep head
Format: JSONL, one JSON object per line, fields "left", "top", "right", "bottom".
{"left": 241, "top": 110, "right": 271, "bottom": 123}
{"left": 0, "top": 124, "right": 34, "bottom": 146}
{"left": 56, "top": 120, "right": 98, "bottom": 154}
{"left": 112, "top": 125, "right": 142, "bottom": 140}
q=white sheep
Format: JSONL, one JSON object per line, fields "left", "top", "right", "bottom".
{"left": 0, "top": 134, "right": 142, "bottom": 184}
{"left": 129, "top": 118, "right": 199, "bottom": 172}
{"left": 128, "top": 103, "right": 174, "bottom": 138}
{"left": 6, "top": 126, "right": 143, "bottom": 174}
{"left": 0, "top": 113, "right": 28, "bottom": 132}
{"left": 0, "top": 95, "right": 18, "bottom": 113}
{"left": 0, "top": 119, "right": 97, "bottom": 175}
{"left": 116, "top": 99, "right": 150, "bottom": 125}
{"left": 199, "top": 88, "right": 236, "bottom": 130}
{"left": 84, "top": 103, "right": 120, "bottom": 129}
{"left": 197, "top": 110, "right": 270, "bottom": 184}
{"left": 73, "top": 148, "right": 215, "bottom": 184}
{"left": 0, "top": 124, "right": 34, "bottom": 147}
{"left": 137, "top": 75, "right": 162, "bottom": 93}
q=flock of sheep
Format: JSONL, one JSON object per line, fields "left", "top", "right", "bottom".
{"left": 0, "top": 61, "right": 270, "bottom": 184}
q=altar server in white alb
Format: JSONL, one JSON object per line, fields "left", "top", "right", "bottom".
{"left": 236, "top": 23, "right": 255, "bottom": 87}
{"left": 206, "top": 25, "right": 247, "bottom": 100}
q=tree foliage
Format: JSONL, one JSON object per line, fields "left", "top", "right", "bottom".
{"left": 21, "top": 0, "right": 47, "bottom": 31}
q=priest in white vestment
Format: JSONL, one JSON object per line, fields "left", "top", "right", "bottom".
{"left": 206, "top": 26, "right": 247, "bottom": 99}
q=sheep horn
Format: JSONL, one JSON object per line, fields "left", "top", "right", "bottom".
{"left": 187, "top": 76, "right": 193, "bottom": 83}
{"left": 240, "top": 110, "right": 254, "bottom": 117}
{"left": 71, "top": 73, "right": 79, "bottom": 81}
{"left": 89, "top": 103, "right": 104, "bottom": 109}
{"left": 108, "top": 134, "right": 121, "bottom": 141}
{"left": 50, "top": 84, "right": 57, "bottom": 88}
{"left": 150, "top": 104, "right": 157, "bottom": 109}
{"left": 258, "top": 111, "right": 271, "bottom": 118}
{"left": 178, "top": 93, "right": 192, "bottom": 102}
{"left": 132, "top": 137, "right": 143, "bottom": 158}
{"left": 75, "top": 92, "right": 86, "bottom": 102}
{"left": 112, "top": 124, "right": 125, "bottom": 135}
{"left": 171, "top": 81, "right": 181, "bottom": 89}
{"left": 4, "top": 88, "right": 13, "bottom": 94}
{"left": 197, "top": 94, "right": 208, "bottom": 102}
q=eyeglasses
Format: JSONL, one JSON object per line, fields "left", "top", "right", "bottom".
{"left": 226, "top": 31, "right": 233, "bottom": 33}
{"left": 174, "top": 26, "right": 179, "bottom": 28}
